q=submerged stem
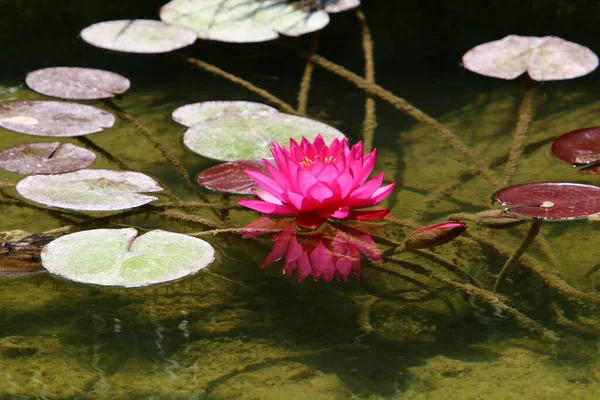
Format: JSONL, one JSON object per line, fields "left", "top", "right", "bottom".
{"left": 493, "top": 218, "right": 543, "bottom": 292}
{"left": 501, "top": 75, "right": 535, "bottom": 187}
{"left": 356, "top": 8, "right": 377, "bottom": 153}
{"left": 284, "top": 45, "right": 501, "bottom": 187}
{"left": 297, "top": 32, "right": 319, "bottom": 114}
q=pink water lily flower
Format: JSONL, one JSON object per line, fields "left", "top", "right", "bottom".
{"left": 238, "top": 135, "right": 395, "bottom": 228}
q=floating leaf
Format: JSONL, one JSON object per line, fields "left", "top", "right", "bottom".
{"left": 198, "top": 159, "right": 267, "bottom": 194}
{"left": 160, "top": 0, "right": 329, "bottom": 43}
{"left": 16, "top": 169, "right": 163, "bottom": 211}
{"left": 172, "top": 101, "right": 276, "bottom": 128}
{"left": 0, "top": 101, "right": 115, "bottom": 137}
{"left": 183, "top": 110, "right": 345, "bottom": 161}
{"left": 322, "top": 0, "right": 361, "bottom": 13}
{"left": 26, "top": 67, "right": 130, "bottom": 100}
{"left": 0, "top": 142, "right": 96, "bottom": 175}
{"left": 41, "top": 228, "right": 215, "bottom": 287}
{"left": 493, "top": 182, "right": 600, "bottom": 220}
{"left": 81, "top": 19, "right": 197, "bottom": 53}
{"left": 462, "top": 35, "right": 598, "bottom": 80}
{"left": 551, "top": 126, "right": 600, "bottom": 167}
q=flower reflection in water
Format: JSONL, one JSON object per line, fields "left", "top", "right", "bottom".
{"left": 241, "top": 217, "right": 381, "bottom": 283}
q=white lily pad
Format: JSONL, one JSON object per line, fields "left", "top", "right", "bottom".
{"left": 322, "top": 0, "right": 361, "bottom": 13}
{"left": 183, "top": 109, "right": 346, "bottom": 161}
{"left": 26, "top": 67, "right": 131, "bottom": 100}
{"left": 172, "top": 101, "right": 277, "bottom": 127}
{"left": 80, "top": 19, "right": 197, "bottom": 53}
{"left": 160, "top": 0, "right": 329, "bottom": 43}
{"left": 0, "top": 142, "right": 96, "bottom": 175}
{"left": 41, "top": 228, "right": 215, "bottom": 287}
{"left": 462, "top": 35, "right": 599, "bottom": 81}
{"left": 16, "top": 169, "right": 163, "bottom": 211}
{"left": 0, "top": 101, "right": 115, "bottom": 137}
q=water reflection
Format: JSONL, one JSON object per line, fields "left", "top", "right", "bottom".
{"left": 241, "top": 216, "right": 381, "bottom": 282}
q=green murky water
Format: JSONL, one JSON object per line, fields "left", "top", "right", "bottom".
{"left": 3, "top": 2, "right": 600, "bottom": 399}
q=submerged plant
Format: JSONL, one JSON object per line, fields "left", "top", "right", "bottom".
{"left": 238, "top": 134, "right": 395, "bottom": 228}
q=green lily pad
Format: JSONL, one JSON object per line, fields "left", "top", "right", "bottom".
{"left": 172, "top": 101, "right": 276, "bottom": 127}
{"left": 182, "top": 110, "right": 346, "bottom": 161}
{"left": 41, "top": 228, "right": 215, "bottom": 287}
{"left": 0, "top": 101, "right": 115, "bottom": 137}
{"left": 0, "top": 142, "right": 96, "bottom": 175}
{"left": 16, "top": 169, "right": 163, "bottom": 211}
{"left": 81, "top": 19, "right": 197, "bottom": 53}
{"left": 26, "top": 67, "right": 131, "bottom": 100}
{"left": 160, "top": 0, "right": 329, "bottom": 43}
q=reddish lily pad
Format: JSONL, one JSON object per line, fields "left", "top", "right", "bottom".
{"left": 81, "top": 19, "right": 197, "bottom": 54}
{"left": 198, "top": 159, "right": 268, "bottom": 194}
{"left": 463, "top": 35, "right": 598, "bottom": 81}
{"left": 26, "top": 67, "right": 130, "bottom": 100}
{"left": 551, "top": 127, "right": 600, "bottom": 168}
{"left": 0, "top": 142, "right": 96, "bottom": 175}
{"left": 0, "top": 101, "right": 115, "bottom": 137}
{"left": 493, "top": 182, "right": 600, "bottom": 220}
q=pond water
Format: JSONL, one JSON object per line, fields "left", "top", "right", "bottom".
{"left": 3, "top": 1, "right": 600, "bottom": 399}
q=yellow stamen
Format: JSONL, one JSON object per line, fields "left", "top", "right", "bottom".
{"left": 298, "top": 156, "right": 337, "bottom": 168}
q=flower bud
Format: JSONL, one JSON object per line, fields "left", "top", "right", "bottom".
{"left": 473, "top": 210, "right": 525, "bottom": 229}
{"left": 404, "top": 221, "right": 467, "bottom": 250}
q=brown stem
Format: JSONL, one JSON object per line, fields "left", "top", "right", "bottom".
{"left": 501, "top": 75, "right": 535, "bottom": 187}
{"left": 356, "top": 8, "right": 377, "bottom": 153}
{"left": 494, "top": 218, "right": 543, "bottom": 292}
{"left": 178, "top": 55, "right": 300, "bottom": 115}
{"left": 297, "top": 32, "right": 319, "bottom": 114}
{"left": 283, "top": 45, "right": 501, "bottom": 187}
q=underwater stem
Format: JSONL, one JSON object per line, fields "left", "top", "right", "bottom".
{"left": 356, "top": 8, "right": 377, "bottom": 153}
{"left": 501, "top": 75, "right": 535, "bottom": 187}
{"left": 297, "top": 32, "right": 319, "bottom": 114}
{"left": 284, "top": 45, "right": 501, "bottom": 187}
{"left": 179, "top": 55, "right": 300, "bottom": 115}
{"left": 494, "top": 218, "right": 543, "bottom": 292}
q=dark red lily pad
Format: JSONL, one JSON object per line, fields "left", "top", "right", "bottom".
{"left": 493, "top": 182, "right": 600, "bottom": 220}
{"left": 198, "top": 159, "right": 268, "bottom": 195}
{"left": 1, "top": 233, "right": 51, "bottom": 279}
{"left": 26, "top": 67, "right": 130, "bottom": 100}
{"left": 0, "top": 142, "right": 96, "bottom": 175}
{"left": 0, "top": 101, "right": 115, "bottom": 137}
{"left": 551, "top": 126, "right": 600, "bottom": 169}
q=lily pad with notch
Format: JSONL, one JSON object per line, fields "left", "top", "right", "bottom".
{"left": 26, "top": 67, "right": 130, "bottom": 100}
{"left": 551, "top": 127, "right": 600, "bottom": 174}
{"left": 0, "top": 101, "right": 115, "bottom": 137}
{"left": 172, "top": 101, "right": 276, "bottom": 128}
{"left": 41, "top": 228, "right": 215, "bottom": 287}
{"left": 0, "top": 142, "right": 96, "bottom": 175}
{"left": 493, "top": 182, "right": 600, "bottom": 220}
{"left": 183, "top": 110, "right": 345, "bottom": 161}
{"left": 81, "top": 19, "right": 197, "bottom": 54}
{"left": 16, "top": 169, "right": 163, "bottom": 211}
{"left": 160, "top": 0, "right": 329, "bottom": 43}
{"left": 462, "top": 35, "right": 598, "bottom": 81}
{"left": 198, "top": 158, "right": 267, "bottom": 194}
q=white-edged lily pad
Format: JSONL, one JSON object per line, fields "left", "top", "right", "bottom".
{"left": 80, "top": 19, "right": 197, "bottom": 53}
{"left": 462, "top": 35, "right": 599, "bottom": 81}
{"left": 160, "top": 0, "right": 329, "bottom": 43}
{"left": 0, "top": 142, "right": 96, "bottom": 175}
{"left": 183, "top": 109, "right": 346, "bottom": 161}
{"left": 172, "top": 101, "right": 277, "bottom": 127}
{"left": 26, "top": 67, "right": 131, "bottom": 100}
{"left": 322, "top": 0, "right": 361, "bottom": 13}
{"left": 0, "top": 101, "right": 115, "bottom": 137}
{"left": 16, "top": 169, "right": 163, "bottom": 211}
{"left": 41, "top": 228, "right": 215, "bottom": 287}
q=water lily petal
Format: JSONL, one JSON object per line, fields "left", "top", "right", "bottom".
{"left": 310, "top": 242, "right": 334, "bottom": 282}
{"left": 347, "top": 208, "right": 390, "bottom": 220}
{"left": 238, "top": 199, "right": 298, "bottom": 215}
{"left": 296, "top": 252, "right": 312, "bottom": 281}
{"left": 244, "top": 169, "right": 284, "bottom": 200}
{"left": 350, "top": 172, "right": 384, "bottom": 200}
{"left": 308, "top": 182, "right": 334, "bottom": 203}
